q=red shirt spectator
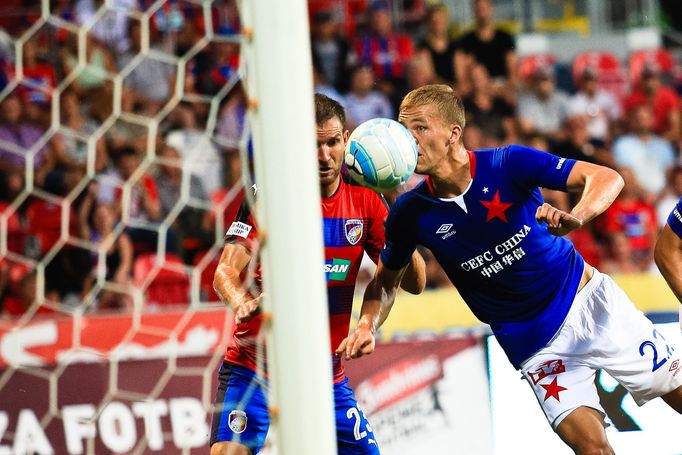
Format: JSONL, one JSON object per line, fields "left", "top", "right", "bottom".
{"left": 603, "top": 199, "right": 657, "bottom": 251}
{"left": 623, "top": 66, "right": 680, "bottom": 139}
{"left": 352, "top": 1, "right": 414, "bottom": 80}
{"left": 309, "top": 0, "right": 368, "bottom": 37}
{"left": 601, "top": 168, "right": 658, "bottom": 269}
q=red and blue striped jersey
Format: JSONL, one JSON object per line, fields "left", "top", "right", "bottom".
{"left": 353, "top": 33, "right": 414, "bottom": 80}
{"left": 224, "top": 180, "right": 387, "bottom": 382}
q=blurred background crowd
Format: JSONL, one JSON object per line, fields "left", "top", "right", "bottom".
{"left": 1, "top": 0, "right": 682, "bottom": 316}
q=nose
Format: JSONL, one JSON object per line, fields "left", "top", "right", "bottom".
{"left": 318, "top": 145, "right": 331, "bottom": 162}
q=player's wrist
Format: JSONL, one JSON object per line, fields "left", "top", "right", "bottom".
{"left": 357, "top": 317, "right": 376, "bottom": 334}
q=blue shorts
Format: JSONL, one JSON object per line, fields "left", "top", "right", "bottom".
{"left": 210, "top": 361, "right": 380, "bottom": 454}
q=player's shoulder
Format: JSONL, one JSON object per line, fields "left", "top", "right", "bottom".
{"left": 343, "top": 178, "right": 383, "bottom": 202}
{"left": 476, "top": 144, "right": 542, "bottom": 163}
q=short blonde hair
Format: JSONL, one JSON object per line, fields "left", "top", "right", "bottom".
{"left": 399, "top": 84, "right": 466, "bottom": 129}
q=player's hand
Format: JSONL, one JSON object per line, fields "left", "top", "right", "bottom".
{"left": 535, "top": 203, "right": 582, "bottom": 236}
{"left": 234, "top": 294, "right": 264, "bottom": 324}
{"left": 335, "top": 320, "right": 376, "bottom": 360}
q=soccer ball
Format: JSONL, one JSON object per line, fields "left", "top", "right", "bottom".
{"left": 344, "top": 118, "right": 418, "bottom": 191}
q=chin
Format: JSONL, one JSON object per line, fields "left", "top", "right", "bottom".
{"left": 319, "top": 174, "right": 337, "bottom": 186}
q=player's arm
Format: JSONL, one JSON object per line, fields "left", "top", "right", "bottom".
{"left": 336, "top": 258, "right": 407, "bottom": 360}
{"left": 536, "top": 161, "right": 623, "bottom": 236}
{"left": 398, "top": 250, "right": 426, "bottom": 295}
{"left": 213, "top": 242, "right": 261, "bottom": 323}
{"left": 655, "top": 225, "right": 682, "bottom": 303}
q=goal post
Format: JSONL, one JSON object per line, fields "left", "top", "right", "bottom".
{"left": 240, "top": 0, "right": 337, "bottom": 453}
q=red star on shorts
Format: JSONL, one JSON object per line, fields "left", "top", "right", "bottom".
{"left": 480, "top": 190, "right": 512, "bottom": 222}
{"left": 541, "top": 377, "right": 567, "bottom": 402}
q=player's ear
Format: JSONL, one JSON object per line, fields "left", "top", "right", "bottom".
{"left": 343, "top": 129, "right": 350, "bottom": 142}
{"left": 449, "top": 124, "right": 462, "bottom": 145}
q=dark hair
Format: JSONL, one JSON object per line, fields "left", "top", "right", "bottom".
{"left": 314, "top": 93, "right": 346, "bottom": 127}
{"left": 113, "top": 146, "right": 138, "bottom": 164}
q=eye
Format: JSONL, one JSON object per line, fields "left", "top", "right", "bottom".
{"left": 417, "top": 126, "right": 427, "bottom": 133}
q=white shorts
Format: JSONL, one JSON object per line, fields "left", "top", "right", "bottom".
{"left": 520, "top": 269, "right": 682, "bottom": 430}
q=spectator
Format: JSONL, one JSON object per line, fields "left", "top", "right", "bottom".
{"left": 19, "top": 38, "right": 56, "bottom": 110}
{"left": 600, "top": 232, "right": 640, "bottom": 274}
{"left": 97, "top": 147, "right": 162, "bottom": 253}
{"left": 352, "top": 0, "right": 414, "bottom": 96}
{"left": 405, "top": 52, "right": 438, "bottom": 89}
{"left": 455, "top": 0, "right": 516, "bottom": 93}
{"left": 623, "top": 65, "right": 680, "bottom": 142}
{"left": 656, "top": 165, "right": 682, "bottom": 228}
{"left": 567, "top": 67, "right": 621, "bottom": 143}
{"left": 0, "top": 94, "right": 54, "bottom": 188}
{"left": 517, "top": 65, "right": 569, "bottom": 138}
{"left": 601, "top": 167, "right": 658, "bottom": 271}
{"left": 309, "top": 0, "right": 368, "bottom": 38}
{"left": 55, "top": 90, "right": 108, "bottom": 179}
{"left": 311, "top": 9, "right": 351, "bottom": 93}
{"left": 462, "top": 63, "right": 515, "bottom": 147}
{"left": 313, "top": 65, "right": 347, "bottom": 107}
{"left": 60, "top": 33, "right": 116, "bottom": 96}
{"left": 155, "top": 145, "right": 207, "bottom": 216}
{"left": 215, "top": 83, "right": 247, "bottom": 188}
{"left": 344, "top": 65, "right": 393, "bottom": 128}
{"left": 78, "top": 182, "right": 133, "bottom": 310}
{"left": 550, "top": 116, "right": 613, "bottom": 167}
{"left": 155, "top": 145, "right": 211, "bottom": 263}
{"left": 418, "top": 3, "right": 457, "bottom": 84}
{"left": 613, "top": 105, "right": 675, "bottom": 198}
{"left": 118, "top": 21, "right": 176, "bottom": 114}
{"left": 165, "top": 105, "right": 223, "bottom": 196}
{"left": 208, "top": 41, "right": 240, "bottom": 94}
{"left": 75, "top": 0, "right": 139, "bottom": 55}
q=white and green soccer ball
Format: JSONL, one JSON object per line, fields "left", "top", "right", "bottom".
{"left": 344, "top": 118, "right": 418, "bottom": 191}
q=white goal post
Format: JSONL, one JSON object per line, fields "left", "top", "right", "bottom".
{"left": 239, "top": 0, "right": 337, "bottom": 453}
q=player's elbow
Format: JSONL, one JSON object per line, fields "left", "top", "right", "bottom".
{"left": 603, "top": 167, "right": 624, "bottom": 196}
{"left": 400, "top": 282, "right": 420, "bottom": 295}
{"left": 400, "top": 274, "right": 426, "bottom": 295}
{"left": 212, "top": 264, "right": 229, "bottom": 302}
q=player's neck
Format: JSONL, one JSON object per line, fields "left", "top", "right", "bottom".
{"left": 320, "top": 177, "right": 341, "bottom": 199}
{"left": 429, "top": 146, "right": 471, "bottom": 198}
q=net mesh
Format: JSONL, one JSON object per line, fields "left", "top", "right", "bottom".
{"left": 0, "top": 1, "right": 272, "bottom": 453}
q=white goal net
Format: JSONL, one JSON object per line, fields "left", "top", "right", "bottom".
{"left": 0, "top": 1, "right": 333, "bottom": 453}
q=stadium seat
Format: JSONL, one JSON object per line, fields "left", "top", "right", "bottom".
{"left": 572, "top": 51, "right": 628, "bottom": 101}
{"left": 0, "top": 202, "right": 24, "bottom": 255}
{"left": 133, "top": 252, "right": 190, "bottom": 306}
{"left": 628, "top": 48, "right": 675, "bottom": 85}
{"left": 25, "top": 199, "right": 75, "bottom": 257}
{"left": 518, "top": 53, "right": 558, "bottom": 84}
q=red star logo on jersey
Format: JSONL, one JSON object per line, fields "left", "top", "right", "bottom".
{"left": 480, "top": 190, "right": 512, "bottom": 222}
{"left": 541, "top": 377, "right": 567, "bottom": 402}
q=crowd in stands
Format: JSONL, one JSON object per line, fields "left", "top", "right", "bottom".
{"left": 1, "top": 0, "right": 682, "bottom": 316}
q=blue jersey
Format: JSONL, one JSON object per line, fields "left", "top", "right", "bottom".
{"left": 666, "top": 197, "right": 682, "bottom": 238}
{"left": 381, "top": 145, "right": 585, "bottom": 367}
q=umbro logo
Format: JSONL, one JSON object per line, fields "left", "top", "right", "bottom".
{"left": 436, "top": 223, "right": 456, "bottom": 239}
{"left": 436, "top": 223, "right": 452, "bottom": 234}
